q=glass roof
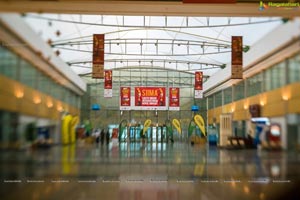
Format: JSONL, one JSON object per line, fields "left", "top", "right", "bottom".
{"left": 23, "top": 14, "right": 282, "bottom": 84}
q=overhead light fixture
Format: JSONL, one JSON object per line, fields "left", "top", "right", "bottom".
{"left": 33, "top": 96, "right": 41, "bottom": 104}
{"left": 47, "top": 101, "right": 53, "bottom": 108}
{"left": 15, "top": 89, "right": 24, "bottom": 99}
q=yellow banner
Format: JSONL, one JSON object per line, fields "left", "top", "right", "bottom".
{"left": 172, "top": 119, "right": 182, "bottom": 134}
{"left": 194, "top": 114, "right": 206, "bottom": 136}
{"left": 61, "top": 114, "right": 72, "bottom": 144}
{"left": 70, "top": 116, "right": 79, "bottom": 143}
{"left": 143, "top": 119, "right": 152, "bottom": 135}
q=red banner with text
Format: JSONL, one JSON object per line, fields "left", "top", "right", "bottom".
{"left": 104, "top": 70, "right": 112, "bottom": 97}
{"left": 120, "top": 87, "right": 131, "bottom": 107}
{"left": 169, "top": 87, "right": 180, "bottom": 110}
{"left": 92, "top": 34, "right": 104, "bottom": 79}
{"left": 231, "top": 36, "right": 243, "bottom": 79}
{"left": 135, "top": 87, "right": 166, "bottom": 107}
{"left": 104, "top": 70, "right": 112, "bottom": 89}
{"left": 195, "top": 71, "right": 203, "bottom": 90}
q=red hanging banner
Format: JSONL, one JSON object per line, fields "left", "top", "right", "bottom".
{"left": 120, "top": 87, "right": 131, "bottom": 107}
{"left": 169, "top": 87, "right": 180, "bottom": 110}
{"left": 231, "top": 36, "right": 243, "bottom": 79}
{"left": 135, "top": 87, "right": 166, "bottom": 107}
{"left": 104, "top": 70, "right": 112, "bottom": 89}
{"left": 195, "top": 71, "right": 203, "bottom": 90}
{"left": 92, "top": 34, "right": 104, "bottom": 79}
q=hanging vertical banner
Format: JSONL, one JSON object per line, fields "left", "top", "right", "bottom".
{"left": 169, "top": 87, "right": 180, "bottom": 111}
{"left": 92, "top": 34, "right": 104, "bottom": 79}
{"left": 195, "top": 71, "right": 203, "bottom": 90}
{"left": 195, "top": 71, "right": 203, "bottom": 99}
{"left": 231, "top": 36, "right": 243, "bottom": 79}
{"left": 120, "top": 87, "right": 131, "bottom": 110}
{"left": 104, "top": 70, "right": 112, "bottom": 97}
{"left": 134, "top": 87, "right": 166, "bottom": 110}
{"left": 104, "top": 70, "right": 112, "bottom": 89}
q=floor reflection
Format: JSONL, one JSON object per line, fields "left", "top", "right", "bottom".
{"left": 0, "top": 142, "right": 300, "bottom": 200}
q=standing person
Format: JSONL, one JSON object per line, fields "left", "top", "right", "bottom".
{"left": 106, "top": 129, "right": 110, "bottom": 145}
{"left": 100, "top": 129, "right": 105, "bottom": 145}
{"left": 95, "top": 129, "right": 100, "bottom": 145}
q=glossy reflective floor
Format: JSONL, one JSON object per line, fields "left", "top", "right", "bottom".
{"left": 1, "top": 142, "right": 300, "bottom": 200}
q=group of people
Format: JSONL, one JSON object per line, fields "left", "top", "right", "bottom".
{"left": 93, "top": 128, "right": 110, "bottom": 145}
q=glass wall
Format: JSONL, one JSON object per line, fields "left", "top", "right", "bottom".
{"left": 233, "top": 81, "right": 245, "bottom": 101}
{"left": 20, "top": 59, "right": 36, "bottom": 88}
{"left": 208, "top": 96, "right": 214, "bottom": 109}
{"left": 223, "top": 87, "right": 232, "bottom": 104}
{"left": 265, "top": 60, "right": 286, "bottom": 91}
{"left": 0, "top": 45, "right": 80, "bottom": 108}
{"left": 288, "top": 53, "right": 300, "bottom": 83}
{"left": 246, "top": 73, "right": 262, "bottom": 97}
{"left": 81, "top": 69, "right": 206, "bottom": 129}
{"left": 0, "top": 46, "right": 18, "bottom": 80}
{"left": 214, "top": 91, "right": 222, "bottom": 108}
{"left": 206, "top": 51, "right": 299, "bottom": 111}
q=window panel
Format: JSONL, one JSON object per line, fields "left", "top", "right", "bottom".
{"left": 214, "top": 91, "right": 222, "bottom": 107}
{"left": 247, "top": 73, "right": 262, "bottom": 97}
{"left": 288, "top": 53, "right": 300, "bottom": 83}
{"left": 223, "top": 87, "right": 232, "bottom": 104}
{"left": 234, "top": 81, "right": 244, "bottom": 101}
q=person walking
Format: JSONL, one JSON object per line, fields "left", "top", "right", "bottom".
{"left": 106, "top": 129, "right": 110, "bottom": 145}
{"left": 100, "top": 129, "right": 105, "bottom": 145}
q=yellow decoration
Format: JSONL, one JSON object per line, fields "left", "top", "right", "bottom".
{"left": 61, "top": 114, "right": 72, "bottom": 144}
{"left": 172, "top": 118, "right": 182, "bottom": 134}
{"left": 70, "top": 116, "right": 79, "bottom": 143}
{"left": 194, "top": 114, "right": 206, "bottom": 136}
{"left": 143, "top": 119, "right": 152, "bottom": 135}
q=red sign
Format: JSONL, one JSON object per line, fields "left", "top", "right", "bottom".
{"left": 92, "top": 34, "right": 104, "bottom": 79}
{"left": 195, "top": 71, "right": 203, "bottom": 90}
{"left": 104, "top": 70, "right": 112, "bottom": 89}
{"left": 135, "top": 87, "right": 166, "bottom": 107}
{"left": 169, "top": 88, "right": 180, "bottom": 108}
{"left": 120, "top": 87, "right": 131, "bottom": 106}
{"left": 231, "top": 36, "right": 243, "bottom": 79}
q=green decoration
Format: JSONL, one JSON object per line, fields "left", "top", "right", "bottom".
{"left": 188, "top": 120, "right": 196, "bottom": 137}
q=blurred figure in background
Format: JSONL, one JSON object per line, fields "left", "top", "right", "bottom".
{"left": 106, "top": 129, "right": 110, "bottom": 146}
{"left": 100, "top": 129, "right": 105, "bottom": 145}
{"left": 93, "top": 128, "right": 100, "bottom": 145}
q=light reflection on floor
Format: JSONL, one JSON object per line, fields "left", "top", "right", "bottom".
{"left": 0, "top": 142, "right": 300, "bottom": 200}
